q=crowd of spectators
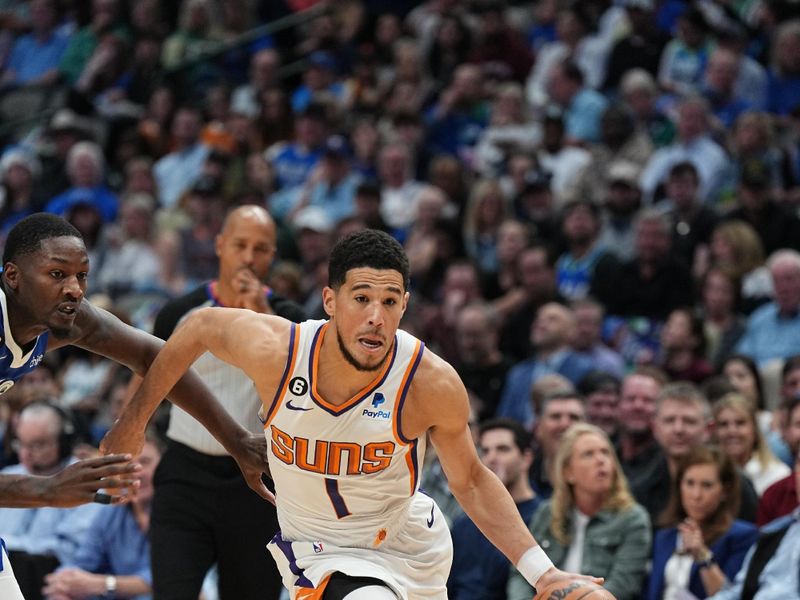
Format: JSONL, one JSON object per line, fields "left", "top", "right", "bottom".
{"left": 1, "top": 0, "right": 800, "bottom": 598}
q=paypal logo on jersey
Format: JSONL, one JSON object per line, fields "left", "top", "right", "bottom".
{"left": 362, "top": 393, "right": 390, "bottom": 420}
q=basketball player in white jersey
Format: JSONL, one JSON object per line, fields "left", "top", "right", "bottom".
{"left": 104, "top": 229, "right": 601, "bottom": 599}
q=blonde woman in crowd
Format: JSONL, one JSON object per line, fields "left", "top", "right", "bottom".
{"left": 713, "top": 393, "right": 790, "bottom": 495}
{"left": 508, "top": 423, "right": 651, "bottom": 600}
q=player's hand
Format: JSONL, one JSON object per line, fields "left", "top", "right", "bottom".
{"left": 100, "top": 414, "right": 146, "bottom": 457}
{"left": 43, "top": 454, "right": 141, "bottom": 507}
{"left": 536, "top": 567, "right": 604, "bottom": 590}
{"left": 229, "top": 433, "right": 275, "bottom": 505}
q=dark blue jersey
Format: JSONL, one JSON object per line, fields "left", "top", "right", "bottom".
{"left": 0, "top": 287, "right": 48, "bottom": 395}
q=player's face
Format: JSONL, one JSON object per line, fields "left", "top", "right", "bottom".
{"left": 324, "top": 268, "right": 408, "bottom": 372}
{"left": 5, "top": 236, "right": 88, "bottom": 338}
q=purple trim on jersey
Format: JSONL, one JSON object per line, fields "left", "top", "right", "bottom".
{"left": 324, "top": 477, "right": 352, "bottom": 518}
{"left": 260, "top": 323, "right": 298, "bottom": 425}
{"left": 308, "top": 324, "right": 399, "bottom": 416}
{"left": 271, "top": 531, "right": 314, "bottom": 588}
{"left": 395, "top": 342, "right": 425, "bottom": 445}
{"left": 409, "top": 438, "right": 419, "bottom": 494}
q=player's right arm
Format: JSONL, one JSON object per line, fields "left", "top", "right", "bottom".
{"left": 0, "top": 455, "right": 140, "bottom": 508}
{"left": 101, "top": 307, "right": 290, "bottom": 498}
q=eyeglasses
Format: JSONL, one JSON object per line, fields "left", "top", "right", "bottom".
{"left": 12, "top": 438, "right": 57, "bottom": 453}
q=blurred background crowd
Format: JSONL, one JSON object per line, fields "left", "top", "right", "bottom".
{"left": 1, "top": 0, "right": 800, "bottom": 598}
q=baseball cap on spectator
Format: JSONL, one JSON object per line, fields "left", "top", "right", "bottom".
{"left": 47, "top": 108, "right": 96, "bottom": 139}
{"left": 307, "top": 51, "right": 338, "bottom": 73}
{"left": 739, "top": 160, "right": 770, "bottom": 189}
{"left": 293, "top": 206, "right": 333, "bottom": 234}
{"left": 0, "top": 147, "right": 41, "bottom": 179}
{"left": 191, "top": 175, "right": 222, "bottom": 196}
{"left": 607, "top": 160, "right": 640, "bottom": 188}
{"left": 323, "top": 135, "right": 350, "bottom": 159}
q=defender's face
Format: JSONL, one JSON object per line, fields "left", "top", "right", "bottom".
{"left": 324, "top": 268, "right": 408, "bottom": 372}
{"left": 5, "top": 236, "right": 88, "bottom": 338}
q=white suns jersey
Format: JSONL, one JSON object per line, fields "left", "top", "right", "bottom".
{"left": 260, "top": 319, "right": 426, "bottom": 549}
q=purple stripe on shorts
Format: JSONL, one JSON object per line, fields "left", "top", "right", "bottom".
{"left": 271, "top": 531, "right": 314, "bottom": 588}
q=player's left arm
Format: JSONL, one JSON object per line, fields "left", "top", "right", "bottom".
{"left": 414, "top": 354, "right": 537, "bottom": 562}
{"left": 414, "top": 352, "right": 602, "bottom": 590}
{"left": 49, "top": 301, "right": 271, "bottom": 498}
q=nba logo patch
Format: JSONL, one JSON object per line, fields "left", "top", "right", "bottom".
{"left": 313, "top": 542, "right": 324, "bottom": 553}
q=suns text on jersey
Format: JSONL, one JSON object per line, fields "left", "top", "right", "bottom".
{"left": 269, "top": 425, "right": 396, "bottom": 475}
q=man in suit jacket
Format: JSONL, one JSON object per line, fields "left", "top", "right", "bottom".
{"left": 496, "top": 302, "right": 593, "bottom": 428}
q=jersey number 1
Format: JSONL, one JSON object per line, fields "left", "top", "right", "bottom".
{"left": 324, "top": 478, "right": 351, "bottom": 518}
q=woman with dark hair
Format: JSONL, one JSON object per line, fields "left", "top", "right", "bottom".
{"left": 723, "top": 353, "right": 792, "bottom": 466}
{"left": 721, "top": 354, "right": 765, "bottom": 410}
{"left": 645, "top": 446, "right": 758, "bottom": 600}
{"left": 659, "top": 307, "right": 714, "bottom": 383}
{"left": 426, "top": 14, "right": 472, "bottom": 88}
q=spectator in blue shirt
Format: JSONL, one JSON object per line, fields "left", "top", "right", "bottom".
{"left": 43, "top": 430, "right": 163, "bottom": 600}
{"left": 766, "top": 20, "right": 800, "bottom": 117}
{"left": 266, "top": 103, "right": 327, "bottom": 193}
{"left": 1, "top": 0, "right": 69, "bottom": 88}
{"left": 497, "top": 302, "right": 594, "bottom": 428}
{"left": 425, "top": 63, "right": 490, "bottom": 159}
{"left": 284, "top": 135, "right": 361, "bottom": 226}
{"left": 290, "top": 51, "right": 347, "bottom": 114}
{"left": 547, "top": 59, "right": 608, "bottom": 144}
{"left": 703, "top": 48, "right": 753, "bottom": 129}
{"left": 45, "top": 141, "right": 118, "bottom": 223}
{"left": 737, "top": 249, "right": 800, "bottom": 367}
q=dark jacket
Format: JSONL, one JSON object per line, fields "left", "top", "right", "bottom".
{"left": 645, "top": 520, "right": 758, "bottom": 600}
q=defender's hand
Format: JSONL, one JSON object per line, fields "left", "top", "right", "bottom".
{"left": 229, "top": 433, "right": 275, "bottom": 505}
{"left": 44, "top": 454, "right": 141, "bottom": 507}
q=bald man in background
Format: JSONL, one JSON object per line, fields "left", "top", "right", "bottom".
{"left": 496, "top": 302, "right": 593, "bottom": 429}
{"left": 149, "top": 206, "right": 306, "bottom": 600}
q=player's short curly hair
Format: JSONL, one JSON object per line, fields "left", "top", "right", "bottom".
{"left": 328, "top": 229, "right": 409, "bottom": 291}
{"left": 3, "top": 213, "right": 82, "bottom": 265}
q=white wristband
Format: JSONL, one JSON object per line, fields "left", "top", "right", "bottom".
{"left": 516, "top": 545, "right": 554, "bottom": 587}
